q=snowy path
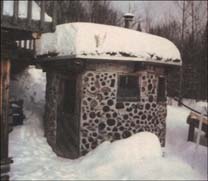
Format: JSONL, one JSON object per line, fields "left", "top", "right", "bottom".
{"left": 9, "top": 108, "right": 79, "bottom": 180}
{"left": 9, "top": 105, "right": 207, "bottom": 180}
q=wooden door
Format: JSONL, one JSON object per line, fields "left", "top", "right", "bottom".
{"left": 56, "top": 73, "right": 80, "bottom": 159}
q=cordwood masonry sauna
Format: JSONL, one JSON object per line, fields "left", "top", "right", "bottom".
{"left": 35, "top": 22, "right": 182, "bottom": 158}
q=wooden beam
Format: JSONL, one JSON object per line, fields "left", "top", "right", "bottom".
{"left": 0, "top": 58, "right": 12, "bottom": 180}
{"left": 2, "top": 15, "right": 53, "bottom": 33}
{"left": 13, "top": 0, "right": 19, "bottom": 24}
{"left": 40, "top": 1, "right": 45, "bottom": 29}
{"left": 27, "top": 0, "right": 32, "bottom": 26}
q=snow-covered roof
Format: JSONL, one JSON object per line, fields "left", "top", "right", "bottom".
{"left": 36, "top": 22, "right": 182, "bottom": 66}
{"left": 3, "top": 0, "right": 52, "bottom": 22}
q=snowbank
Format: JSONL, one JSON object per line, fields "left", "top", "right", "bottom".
{"left": 77, "top": 132, "right": 162, "bottom": 180}
{"left": 83, "top": 132, "right": 162, "bottom": 162}
{"left": 3, "top": 0, "right": 52, "bottom": 22}
{"left": 36, "top": 22, "right": 181, "bottom": 65}
{"left": 79, "top": 132, "right": 162, "bottom": 169}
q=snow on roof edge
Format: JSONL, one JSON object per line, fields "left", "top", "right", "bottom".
{"left": 76, "top": 55, "right": 182, "bottom": 66}
{"left": 36, "top": 22, "right": 182, "bottom": 66}
{"left": 36, "top": 54, "right": 181, "bottom": 67}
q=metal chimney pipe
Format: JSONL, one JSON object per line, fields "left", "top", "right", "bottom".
{"left": 123, "top": 13, "right": 134, "bottom": 28}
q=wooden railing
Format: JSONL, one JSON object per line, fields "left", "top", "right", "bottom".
{"left": 16, "top": 39, "right": 36, "bottom": 51}
{"left": 1, "top": 0, "right": 57, "bottom": 33}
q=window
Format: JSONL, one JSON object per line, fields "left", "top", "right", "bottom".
{"left": 63, "top": 79, "right": 76, "bottom": 114}
{"left": 117, "top": 75, "right": 140, "bottom": 101}
{"left": 157, "top": 77, "right": 166, "bottom": 102}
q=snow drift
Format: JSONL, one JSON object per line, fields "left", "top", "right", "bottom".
{"left": 36, "top": 22, "right": 181, "bottom": 65}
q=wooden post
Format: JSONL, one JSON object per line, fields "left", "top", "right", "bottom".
{"left": 13, "top": 0, "right": 19, "bottom": 24}
{"left": 187, "top": 120, "right": 195, "bottom": 141}
{"left": 195, "top": 113, "right": 203, "bottom": 147}
{"left": 27, "top": 0, "right": 32, "bottom": 26}
{"left": 0, "top": 58, "right": 13, "bottom": 180}
{"left": 40, "top": 1, "right": 45, "bottom": 30}
{"left": 52, "top": 1, "right": 57, "bottom": 32}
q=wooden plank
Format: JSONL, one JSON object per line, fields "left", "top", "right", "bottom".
{"left": 190, "top": 112, "right": 208, "bottom": 125}
{"left": 0, "top": 59, "right": 11, "bottom": 159}
{"left": 13, "top": 0, "right": 19, "bottom": 24}
{"left": 75, "top": 74, "right": 82, "bottom": 156}
{"left": 55, "top": 77, "right": 80, "bottom": 159}
{"left": 27, "top": 0, "right": 32, "bottom": 26}
{"left": 40, "top": 1, "right": 45, "bottom": 29}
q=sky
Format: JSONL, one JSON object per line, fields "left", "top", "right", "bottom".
{"left": 112, "top": 0, "right": 207, "bottom": 31}
{"left": 112, "top": 1, "right": 180, "bottom": 24}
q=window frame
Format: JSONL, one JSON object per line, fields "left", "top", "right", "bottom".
{"left": 157, "top": 76, "right": 166, "bottom": 102}
{"left": 117, "top": 74, "right": 140, "bottom": 102}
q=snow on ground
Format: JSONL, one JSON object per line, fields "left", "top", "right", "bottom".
{"left": 9, "top": 67, "right": 207, "bottom": 180}
{"left": 9, "top": 104, "right": 207, "bottom": 180}
{"left": 10, "top": 66, "right": 46, "bottom": 111}
{"left": 3, "top": 0, "right": 52, "bottom": 22}
{"left": 36, "top": 22, "right": 181, "bottom": 66}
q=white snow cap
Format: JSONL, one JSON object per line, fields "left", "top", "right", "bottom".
{"left": 36, "top": 22, "right": 182, "bottom": 65}
{"left": 3, "top": 0, "right": 52, "bottom": 22}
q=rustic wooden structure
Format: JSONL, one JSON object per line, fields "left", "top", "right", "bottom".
{"left": 187, "top": 112, "right": 208, "bottom": 143}
{"left": 1, "top": 1, "right": 57, "bottom": 179}
{"left": 35, "top": 22, "right": 181, "bottom": 159}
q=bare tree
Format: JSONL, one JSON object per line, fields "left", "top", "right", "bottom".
{"left": 143, "top": 2, "right": 153, "bottom": 33}
{"left": 85, "top": 1, "right": 120, "bottom": 26}
{"left": 150, "top": 1, "right": 207, "bottom": 100}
